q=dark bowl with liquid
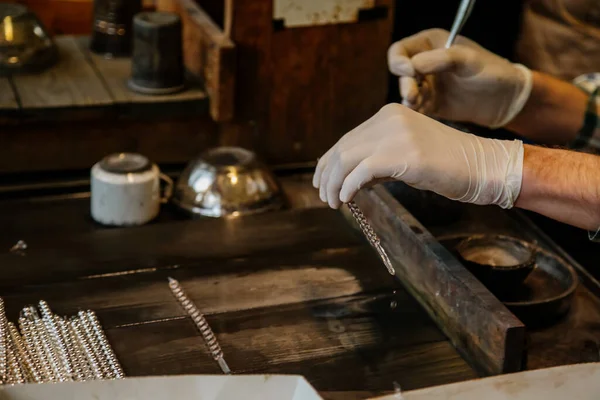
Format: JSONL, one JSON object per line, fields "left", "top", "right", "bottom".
{"left": 456, "top": 235, "right": 536, "bottom": 295}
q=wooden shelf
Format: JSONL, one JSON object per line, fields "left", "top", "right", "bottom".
{"left": 0, "top": 35, "right": 209, "bottom": 123}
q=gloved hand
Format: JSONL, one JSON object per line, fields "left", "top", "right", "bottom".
{"left": 388, "top": 29, "right": 533, "bottom": 128}
{"left": 313, "top": 104, "right": 524, "bottom": 209}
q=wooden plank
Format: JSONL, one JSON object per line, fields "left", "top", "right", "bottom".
{"left": 76, "top": 37, "right": 208, "bottom": 114}
{"left": 174, "top": 0, "right": 235, "bottom": 122}
{"left": 0, "top": 116, "right": 216, "bottom": 174}
{"left": 104, "top": 294, "right": 476, "bottom": 390}
{"left": 1, "top": 246, "right": 398, "bottom": 328}
{"left": 352, "top": 186, "right": 526, "bottom": 376}
{"left": 0, "top": 208, "right": 364, "bottom": 287}
{"left": 223, "top": 0, "right": 394, "bottom": 165}
{"left": 0, "top": 78, "right": 18, "bottom": 110}
{"left": 12, "top": 36, "right": 113, "bottom": 109}
{"left": 218, "top": 0, "right": 272, "bottom": 152}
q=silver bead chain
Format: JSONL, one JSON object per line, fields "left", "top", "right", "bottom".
{"left": 168, "top": 277, "right": 231, "bottom": 374}
{"left": 0, "top": 299, "right": 124, "bottom": 384}
{"left": 347, "top": 201, "right": 396, "bottom": 275}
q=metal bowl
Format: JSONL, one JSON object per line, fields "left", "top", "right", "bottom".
{"left": 172, "top": 147, "right": 285, "bottom": 217}
{"left": 0, "top": 4, "right": 58, "bottom": 76}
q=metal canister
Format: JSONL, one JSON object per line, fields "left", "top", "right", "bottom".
{"left": 90, "top": 0, "right": 142, "bottom": 58}
{"left": 128, "top": 12, "right": 184, "bottom": 95}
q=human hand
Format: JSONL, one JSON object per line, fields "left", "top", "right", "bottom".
{"left": 387, "top": 29, "right": 533, "bottom": 128}
{"left": 313, "top": 104, "right": 524, "bottom": 209}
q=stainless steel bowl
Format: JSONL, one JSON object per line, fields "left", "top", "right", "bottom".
{"left": 172, "top": 147, "right": 285, "bottom": 217}
{"left": 0, "top": 4, "right": 58, "bottom": 75}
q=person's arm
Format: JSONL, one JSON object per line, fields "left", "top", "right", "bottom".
{"left": 314, "top": 104, "right": 600, "bottom": 235}
{"left": 516, "top": 145, "right": 600, "bottom": 231}
{"left": 507, "top": 71, "right": 591, "bottom": 145}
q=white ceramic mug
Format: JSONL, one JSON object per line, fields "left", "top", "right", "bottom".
{"left": 91, "top": 153, "right": 173, "bottom": 226}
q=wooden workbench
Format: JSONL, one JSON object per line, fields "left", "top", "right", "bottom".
{"left": 0, "top": 175, "right": 477, "bottom": 400}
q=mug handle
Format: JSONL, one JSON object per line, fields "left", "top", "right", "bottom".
{"left": 159, "top": 173, "right": 174, "bottom": 204}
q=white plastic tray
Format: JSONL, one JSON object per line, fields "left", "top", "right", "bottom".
{"left": 0, "top": 374, "right": 323, "bottom": 400}
{"left": 372, "top": 363, "right": 600, "bottom": 400}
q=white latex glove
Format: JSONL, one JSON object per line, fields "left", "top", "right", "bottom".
{"left": 388, "top": 29, "right": 533, "bottom": 129}
{"left": 313, "top": 104, "right": 524, "bottom": 209}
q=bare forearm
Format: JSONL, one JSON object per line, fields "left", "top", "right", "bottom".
{"left": 507, "top": 71, "right": 589, "bottom": 144}
{"left": 516, "top": 145, "right": 600, "bottom": 230}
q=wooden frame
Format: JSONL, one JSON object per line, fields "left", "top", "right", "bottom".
{"left": 351, "top": 186, "right": 526, "bottom": 375}
{"left": 169, "top": 0, "right": 236, "bottom": 122}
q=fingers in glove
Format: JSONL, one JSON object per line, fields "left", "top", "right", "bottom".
{"left": 319, "top": 119, "right": 378, "bottom": 203}
{"left": 314, "top": 115, "right": 376, "bottom": 190}
{"left": 400, "top": 76, "right": 420, "bottom": 105}
{"left": 339, "top": 157, "right": 407, "bottom": 204}
{"left": 313, "top": 148, "right": 333, "bottom": 188}
{"left": 411, "top": 46, "right": 474, "bottom": 76}
{"left": 388, "top": 31, "right": 434, "bottom": 61}
{"left": 388, "top": 55, "right": 415, "bottom": 77}
{"left": 413, "top": 75, "right": 436, "bottom": 116}
{"left": 325, "top": 147, "right": 368, "bottom": 209}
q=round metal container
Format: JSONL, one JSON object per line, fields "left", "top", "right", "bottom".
{"left": 172, "top": 147, "right": 285, "bottom": 218}
{"left": 128, "top": 11, "right": 184, "bottom": 94}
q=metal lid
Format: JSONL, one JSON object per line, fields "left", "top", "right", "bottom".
{"left": 99, "top": 153, "right": 151, "bottom": 174}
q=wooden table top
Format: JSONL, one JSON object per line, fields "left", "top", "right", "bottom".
{"left": 0, "top": 176, "right": 477, "bottom": 399}
{"left": 0, "top": 36, "right": 208, "bottom": 122}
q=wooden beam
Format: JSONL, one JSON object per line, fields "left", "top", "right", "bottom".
{"left": 0, "top": 117, "right": 217, "bottom": 174}
{"left": 351, "top": 186, "right": 526, "bottom": 375}
{"left": 173, "top": 0, "right": 235, "bottom": 122}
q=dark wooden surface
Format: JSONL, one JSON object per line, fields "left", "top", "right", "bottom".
{"left": 11, "top": 36, "right": 114, "bottom": 110}
{"left": 351, "top": 187, "right": 525, "bottom": 376}
{"left": 0, "top": 176, "right": 477, "bottom": 399}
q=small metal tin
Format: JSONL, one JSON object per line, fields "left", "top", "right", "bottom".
{"left": 128, "top": 12, "right": 184, "bottom": 95}
{"left": 90, "top": 0, "right": 142, "bottom": 58}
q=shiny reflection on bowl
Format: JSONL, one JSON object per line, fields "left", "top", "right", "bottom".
{"left": 0, "top": 4, "right": 57, "bottom": 75}
{"left": 172, "top": 147, "right": 285, "bottom": 218}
